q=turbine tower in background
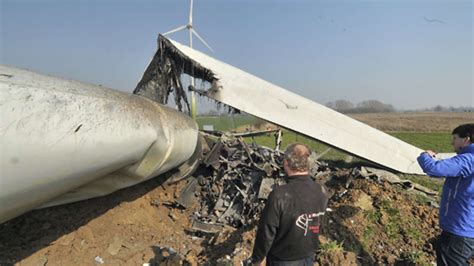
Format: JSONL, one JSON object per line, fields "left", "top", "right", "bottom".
{"left": 163, "top": 0, "right": 214, "bottom": 120}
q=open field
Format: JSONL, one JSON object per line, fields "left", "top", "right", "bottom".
{"left": 349, "top": 112, "right": 472, "bottom": 132}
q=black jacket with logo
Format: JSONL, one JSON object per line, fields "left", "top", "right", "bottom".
{"left": 251, "top": 175, "right": 329, "bottom": 262}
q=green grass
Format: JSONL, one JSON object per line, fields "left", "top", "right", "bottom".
{"left": 379, "top": 200, "right": 402, "bottom": 241}
{"left": 363, "top": 210, "right": 381, "bottom": 223}
{"left": 360, "top": 201, "right": 426, "bottom": 253}
{"left": 389, "top": 132, "right": 453, "bottom": 153}
{"left": 196, "top": 115, "right": 257, "bottom": 131}
{"left": 403, "top": 217, "right": 424, "bottom": 244}
{"left": 361, "top": 212, "right": 379, "bottom": 248}
{"left": 362, "top": 225, "right": 376, "bottom": 249}
{"left": 319, "top": 240, "right": 344, "bottom": 254}
{"left": 402, "top": 250, "right": 431, "bottom": 266}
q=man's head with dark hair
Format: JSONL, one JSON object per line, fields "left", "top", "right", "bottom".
{"left": 451, "top": 123, "right": 474, "bottom": 153}
{"left": 283, "top": 143, "right": 311, "bottom": 175}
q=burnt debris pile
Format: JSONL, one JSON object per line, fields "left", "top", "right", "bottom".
{"left": 174, "top": 133, "right": 330, "bottom": 234}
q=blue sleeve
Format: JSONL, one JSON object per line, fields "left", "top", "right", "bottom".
{"left": 417, "top": 152, "right": 470, "bottom": 178}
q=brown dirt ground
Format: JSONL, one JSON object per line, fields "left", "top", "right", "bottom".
{"left": 321, "top": 170, "right": 440, "bottom": 265}
{"left": 0, "top": 175, "right": 194, "bottom": 265}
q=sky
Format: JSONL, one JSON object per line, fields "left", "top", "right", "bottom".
{"left": 1, "top": 0, "right": 473, "bottom": 110}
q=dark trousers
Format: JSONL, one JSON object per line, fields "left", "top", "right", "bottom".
{"left": 266, "top": 256, "right": 313, "bottom": 266}
{"left": 435, "top": 231, "right": 474, "bottom": 266}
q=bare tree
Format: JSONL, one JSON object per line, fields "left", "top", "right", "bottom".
{"left": 326, "top": 100, "right": 354, "bottom": 113}
{"left": 354, "top": 100, "right": 395, "bottom": 113}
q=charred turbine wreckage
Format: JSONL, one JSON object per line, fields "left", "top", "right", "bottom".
{"left": 192, "top": 134, "right": 286, "bottom": 228}
{"left": 134, "top": 36, "right": 236, "bottom": 115}
{"left": 171, "top": 133, "right": 330, "bottom": 232}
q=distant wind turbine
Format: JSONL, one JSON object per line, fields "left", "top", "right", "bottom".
{"left": 163, "top": 0, "right": 214, "bottom": 120}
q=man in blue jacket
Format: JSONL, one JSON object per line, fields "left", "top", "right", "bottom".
{"left": 417, "top": 123, "right": 474, "bottom": 266}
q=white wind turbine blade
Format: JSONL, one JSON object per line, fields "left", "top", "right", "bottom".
{"left": 191, "top": 29, "right": 214, "bottom": 52}
{"left": 163, "top": 25, "right": 187, "bottom": 36}
{"left": 189, "top": 0, "right": 193, "bottom": 25}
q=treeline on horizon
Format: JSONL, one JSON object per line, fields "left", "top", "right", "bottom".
{"left": 325, "top": 100, "right": 473, "bottom": 114}
{"left": 198, "top": 99, "right": 473, "bottom": 116}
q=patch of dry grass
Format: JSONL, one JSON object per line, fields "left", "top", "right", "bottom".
{"left": 349, "top": 112, "right": 472, "bottom": 132}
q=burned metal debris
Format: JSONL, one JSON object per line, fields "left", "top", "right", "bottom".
{"left": 193, "top": 134, "right": 287, "bottom": 228}
{"left": 173, "top": 132, "right": 329, "bottom": 235}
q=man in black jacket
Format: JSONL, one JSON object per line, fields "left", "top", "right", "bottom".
{"left": 249, "top": 143, "right": 329, "bottom": 265}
